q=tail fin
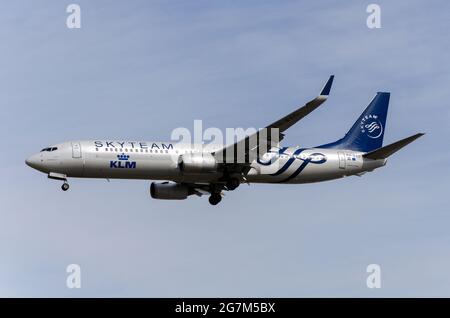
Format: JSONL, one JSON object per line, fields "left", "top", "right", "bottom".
{"left": 363, "top": 133, "right": 424, "bottom": 159}
{"left": 318, "top": 92, "right": 390, "bottom": 152}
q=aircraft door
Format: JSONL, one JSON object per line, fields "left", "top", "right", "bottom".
{"left": 338, "top": 152, "right": 346, "bottom": 169}
{"left": 72, "top": 142, "right": 82, "bottom": 158}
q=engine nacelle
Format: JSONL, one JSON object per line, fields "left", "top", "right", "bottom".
{"left": 178, "top": 153, "right": 217, "bottom": 174}
{"left": 150, "top": 182, "right": 190, "bottom": 200}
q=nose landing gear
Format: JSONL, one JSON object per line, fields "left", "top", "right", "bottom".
{"left": 48, "top": 172, "right": 70, "bottom": 192}
{"left": 61, "top": 182, "right": 70, "bottom": 191}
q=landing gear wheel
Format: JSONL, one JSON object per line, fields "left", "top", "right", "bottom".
{"left": 226, "top": 178, "right": 240, "bottom": 191}
{"left": 61, "top": 183, "right": 69, "bottom": 191}
{"left": 209, "top": 194, "right": 222, "bottom": 205}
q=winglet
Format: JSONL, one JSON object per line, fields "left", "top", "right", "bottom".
{"left": 319, "top": 75, "right": 334, "bottom": 96}
{"left": 363, "top": 133, "right": 425, "bottom": 160}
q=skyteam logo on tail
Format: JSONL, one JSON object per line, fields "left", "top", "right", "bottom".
{"left": 360, "top": 114, "right": 383, "bottom": 139}
{"left": 110, "top": 153, "right": 137, "bottom": 169}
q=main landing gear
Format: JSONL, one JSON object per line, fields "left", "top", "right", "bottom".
{"left": 226, "top": 178, "right": 240, "bottom": 191}
{"left": 208, "top": 193, "right": 222, "bottom": 205}
{"left": 207, "top": 177, "right": 241, "bottom": 205}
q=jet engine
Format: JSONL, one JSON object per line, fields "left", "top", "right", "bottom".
{"left": 150, "top": 182, "right": 190, "bottom": 200}
{"left": 178, "top": 153, "right": 217, "bottom": 173}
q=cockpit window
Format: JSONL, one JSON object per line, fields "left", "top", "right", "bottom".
{"left": 40, "top": 147, "right": 58, "bottom": 152}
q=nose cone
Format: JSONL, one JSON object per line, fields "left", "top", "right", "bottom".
{"left": 26, "top": 154, "right": 43, "bottom": 171}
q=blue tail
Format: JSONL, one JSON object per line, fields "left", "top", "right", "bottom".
{"left": 318, "top": 92, "right": 390, "bottom": 152}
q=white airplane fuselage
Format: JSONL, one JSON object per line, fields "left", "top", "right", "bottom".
{"left": 26, "top": 140, "right": 386, "bottom": 184}
{"left": 25, "top": 77, "right": 423, "bottom": 205}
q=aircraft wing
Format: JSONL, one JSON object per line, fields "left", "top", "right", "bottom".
{"left": 213, "top": 75, "right": 334, "bottom": 170}
{"left": 266, "top": 75, "right": 334, "bottom": 133}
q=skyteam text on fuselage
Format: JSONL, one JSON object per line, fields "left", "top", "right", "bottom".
{"left": 26, "top": 76, "right": 424, "bottom": 205}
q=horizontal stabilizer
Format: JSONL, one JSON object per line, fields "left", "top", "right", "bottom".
{"left": 363, "top": 133, "right": 424, "bottom": 160}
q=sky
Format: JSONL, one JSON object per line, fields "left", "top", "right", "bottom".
{"left": 1, "top": 0, "right": 449, "bottom": 297}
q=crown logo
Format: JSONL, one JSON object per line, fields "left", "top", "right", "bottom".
{"left": 117, "top": 153, "right": 130, "bottom": 160}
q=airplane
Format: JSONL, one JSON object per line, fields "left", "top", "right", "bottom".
{"left": 26, "top": 76, "right": 424, "bottom": 205}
